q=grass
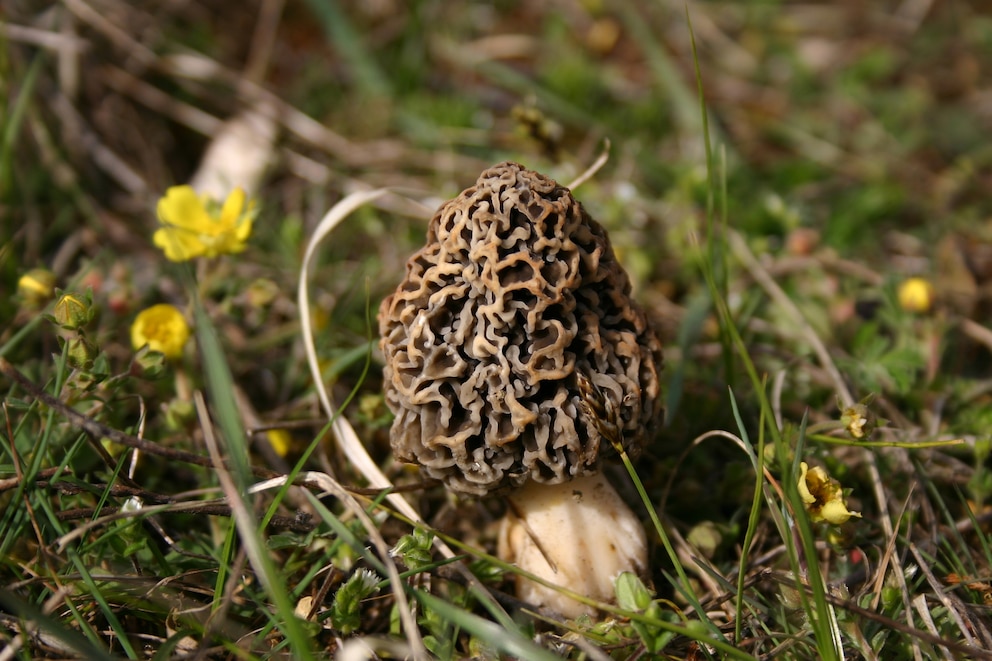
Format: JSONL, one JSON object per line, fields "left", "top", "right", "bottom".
{"left": 3, "top": 1, "right": 992, "bottom": 658}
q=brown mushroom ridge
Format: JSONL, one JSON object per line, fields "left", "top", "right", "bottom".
{"left": 378, "top": 162, "right": 663, "bottom": 496}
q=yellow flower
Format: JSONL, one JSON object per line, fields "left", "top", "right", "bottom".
{"left": 841, "top": 401, "right": 876, "bottom": 440}
{"left": 17, "top": 268, "right": 56, "bottom": 307}
{"left": 131, "top": 304, "right": 190, "bottom": 360}
{"left": 265, "top": 429, "right": 293, "bottom": 457}
{"left": 897, "top": 277, "right": 934, "bottom": 314}
{"left": 846, "top": 412, "right": 868, "bottom": 438}
{"left": 153, "top": 186, "right": 255, "bottom": 261}
{"left": 798, "top": 462, "right": 861, "bottom": 525}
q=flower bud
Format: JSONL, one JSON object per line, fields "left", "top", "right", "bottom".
{"left": 265, "top": 429, "right": 292, "bottom": 457}
{"left": 17, "top": 268, "right": 56, "bottom": 308}
{"left": 164, "top": 398, "right": 196, "bottom": 430}
{"left": 897, "top": 277, "right": 934, "bottom": 314}
{"left": 52, "top": 292, "right": 93, "bottom": 330}
{"left": 841, "top": 400, "right": 876, "bottom": 440}
{"left": 246, "top": 278, "right": 278, "bottom": 309}
{"left": 65, "top": 336, "right": 98, "bottom": 370}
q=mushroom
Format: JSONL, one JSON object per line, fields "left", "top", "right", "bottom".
{"left": 378, "top": 162, "right": 663, "bottom": 618}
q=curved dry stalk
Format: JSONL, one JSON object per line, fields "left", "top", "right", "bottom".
{"left": 296, "top": 189, "right": 426, "bottom": 657}
{"left": 660, "top": 428, "right": 778, "bottom": 514}
{"left": 297, "top": 189, "right": 511, "bottom": 629}
{"left": 564, "top": 139, "right": 610, "bottom": 190}
{"left": 298, "top": 189, "right": 418, "bottom": 518}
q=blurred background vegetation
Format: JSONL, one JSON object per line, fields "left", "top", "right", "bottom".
{"left": 3, "top": 0, "right": 992, "bottom": 658}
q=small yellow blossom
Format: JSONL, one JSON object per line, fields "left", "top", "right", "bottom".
{"left": 847, "top": 412, "right": 867, "bottom": 438}
{"left": 798, "top": 462, "right": 861, "bottom": 525}
{"left": 153, "top": 186, "right": 255, "bottom": 261}
{"left": 265, "top": 429, "right": 293, "bottom": 457}
{"left": 897, "top": 277, "right": 934, "bottom": 314}
{"left": 840, "top": 395, "right": 881, "bottom": 440}
{"left": 841, "top": 402, "right": 875, "bottom": 439}
{"left": 17, "top": 268, "right": 56, "bottom": 307}
{"left": 131, "top": 304, "right": 190, "bottom": 360}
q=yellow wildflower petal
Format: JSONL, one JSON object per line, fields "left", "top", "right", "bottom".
{"left": 219, "top": 187, "right": 246, "bottom": 227}
{"left": 158, "top": 186, "right": 212, "bottom": 231}
{"left": 235, "top": 207, "right": 254, "bottom": 243}
{"left": 131, "top": 304, "right": 191, "bottom": 360}
{"left": 18, "top": 268, "right": 56, "bottom": 306}
{"left": 213, "top": 224, "right": 251, "bottom": 256}
{"left": 153, "top": 227, "right": 206, "bottom": 262}
{"left": 215, "top": 188, "right": 253, "bottom": 254}
{"left": 897, "top": 277, "right": 934, "bottom": 314}
{"left": 820, "top": 499, "right": 861, "bottom": 525}
{"left": 155, "top": 186, "right": 214, "bottom": 261}
{"left": 266, "top": 429, "right": 292, "bottom": 457}
{"left": 797, "top": 462, "right": 817, "bottom": 505}
{"left": 153, "top": 185, "right": 254, "bottom": 260}
{"left": 799, "top": 461, "right": 860, "bottom": 525}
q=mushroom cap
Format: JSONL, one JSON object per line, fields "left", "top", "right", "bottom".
{"left": 378, "top": 162, "right": 663, "bottom": 496}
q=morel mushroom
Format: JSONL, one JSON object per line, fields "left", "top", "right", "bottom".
{"left": 378, "top": 162, "right": 663, "bottom": 617}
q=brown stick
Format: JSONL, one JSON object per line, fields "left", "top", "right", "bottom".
{"left": 0, "top": 357, "right": 433, "bottom": 499}
{"left": 0, "top": 356, "right": 282, "bottom": 478}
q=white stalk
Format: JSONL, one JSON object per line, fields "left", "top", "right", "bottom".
{"left": 497, "top": 471, "right": 648, "bottom": 618}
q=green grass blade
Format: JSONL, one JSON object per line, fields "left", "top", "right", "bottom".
{"left": 728, "top": 386, "right": 767, "bottom": 644}
{"left": 0, "top": 589, "right": 118, "bottom": 661}
{"left": 618, "top": 0, "right": 701, "bottom": 140}
{"left": 211, "top": 515, "right": 239, "bottom": 614}
{"left": 665, "top": 290, "right": 711, "bottom": 422}
{"left": 0, "top": 344, "right": 71, "bottom": 558}
{"left": 301, "top": 0, "right": 390, "bottom": 98}
{"left": 783, "top": 414, "right": 842, "bottom": 661}
{"left": 617, "top": 449, "right": 726, "bottom": 643}
{"left": 412, "top": 590, "right": 562, "bottom": 661}
{"left": 0, "top": 53, "right": 44, "bottom": 196}
{"left": 191, "top": 293, "right": 316, "bottom": 661}
{"left": 65, "top": 550, "right": 139, "bottom": 659}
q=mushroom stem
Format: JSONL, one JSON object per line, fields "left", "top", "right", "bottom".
{"left": 497, "top": 471, "right": 648, "bottom": 618}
